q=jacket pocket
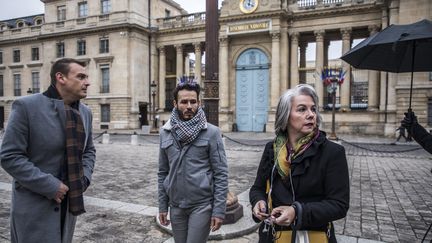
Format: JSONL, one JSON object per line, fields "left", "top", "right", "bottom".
{"left": 186, "top": 139, "right": 209, "bottom": 162}
{"left": 188, "top": 171, "right": 213, "bottom": 202}
{"left": 161, "top": 139, "right": 174, "bottom": 149}
{"left": 161, "top": 139, "right": 178, "bottom": 163}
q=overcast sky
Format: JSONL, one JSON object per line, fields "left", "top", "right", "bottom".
{"left": 0, "top": 0, "right": 222, "bottom": 20}
{"left": 0, "top": 0, "right": 345, "bottom": 59}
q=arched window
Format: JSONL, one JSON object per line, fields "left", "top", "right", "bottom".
{"left": 34, "top": 18, "right": 43, "bottom": 25}
{"left": 16, "top": 21, "right": 24, "bottom": 28}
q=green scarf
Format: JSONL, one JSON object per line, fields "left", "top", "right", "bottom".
{"left": 274, "top": 129, "right": 319, "bottom": 179}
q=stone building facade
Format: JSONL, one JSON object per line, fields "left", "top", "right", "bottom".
{"left": 0, "top": 0, "right": 431, "bottom": 136}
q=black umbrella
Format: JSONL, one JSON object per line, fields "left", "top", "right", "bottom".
{"left": 341, "top": 19, "right": 432, "bottom": 110}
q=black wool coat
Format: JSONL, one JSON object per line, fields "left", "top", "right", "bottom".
{"left": 249, "top": 131, "right": 350, "bottom": 243}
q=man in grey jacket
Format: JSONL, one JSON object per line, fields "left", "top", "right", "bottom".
{"left": 158, "top": 80, "right": 228, "bottom": 243}
{"left": 1, "top": 58, "right": 96, "bottom": 243}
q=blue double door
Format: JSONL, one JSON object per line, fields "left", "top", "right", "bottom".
{"left": 236, "top": 49, "right": 269, "bottom": 132}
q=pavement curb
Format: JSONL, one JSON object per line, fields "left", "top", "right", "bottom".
{"left": 155, "top": 189, "right": 260, "bottom": 240}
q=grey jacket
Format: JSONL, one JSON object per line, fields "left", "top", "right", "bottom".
{"left": 158, "top": 120, "right": 228, "bottom": 219}
{"left": 1, "top": 93, "right": 96, "bottom": 243}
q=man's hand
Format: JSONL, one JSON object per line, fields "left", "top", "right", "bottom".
{"left": 210, "top": 217, "right": 223, "bottom": 232}
{"left": 159, "top": 212, "right": 170, "bottom": 226}
{"left": 401, "top": 111, "right": 418, "bottom": 135}
{"left": 54, "top": 182, "right": 69, "bottom": 204}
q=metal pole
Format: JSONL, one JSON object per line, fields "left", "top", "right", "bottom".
{"left": 152, "top": 92, "right": 156, "bottom": 128}
{"left": 329, "top": 80, "right": 338, "bottom": 140}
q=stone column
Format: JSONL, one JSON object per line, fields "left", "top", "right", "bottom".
{"left": 367, "top": 25, "right": 380, "bottom": 111}
{"left": 280, "top": 28, "right": 289, "bottom": 91}
{"left": 299, "top": 42, "right": 307, "bottom": 83}
{"left": 341, "top": 27, "right": 352, "bottom": 111}
{"left": 175, "top": 44, "right": 183, "bottom": 78}
{"left": 386, "top": 0, "right": 399, "bottom": 112}
{"left": 194, "top": 42, "right": 202, "bottom": 86}
{"left": 271, "top": 32, "right": 281, "bottom": 109}
{"left": 219, "top": 37, "right": 229, "bottom": 109}
{"left": 290, "top": 32, "right": 299, "bottom": 88}
{"left": 314, "top": 30, "right": 325, "bottom": 108}
{"left": 184, "top": 55, "right": 190, "bottom": 77}
{"left": 158, "top": 46, "right": 166, "bottom": 111}
{"left": 324, "top": 40, "right": 330, "bottom": 67}
{"left": 380, "top": 8, "right": 389, "bottom": 111}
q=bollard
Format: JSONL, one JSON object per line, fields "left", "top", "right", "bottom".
{"left": 131, "top": 134, "right": 138, "bottom": 145}
{"left": 102, "top": 133, "right": 110, "bottom": 144}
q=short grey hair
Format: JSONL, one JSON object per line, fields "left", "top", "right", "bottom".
{"left": 274, "top": 84, "right": 322, "bottom": 135}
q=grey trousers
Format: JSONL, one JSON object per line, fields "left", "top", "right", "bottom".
{"left": 170, "top": 203, "right": 212, "bottom": 243}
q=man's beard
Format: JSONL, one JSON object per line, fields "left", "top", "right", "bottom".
{"left": 176, "top": 108, "right": 196, "bottom": 121}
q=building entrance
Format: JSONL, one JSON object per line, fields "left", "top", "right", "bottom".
{"left": 235, "top": 48, "right": 269, "bottom": 132}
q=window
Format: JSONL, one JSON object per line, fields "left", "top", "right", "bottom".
{"left": 165, "top": 9, "right": 171, "bottom": 18}
{"left": 0, "top": 51, "right": 3, "bottom": 64}
{"left": 101, "top": 66, "right": 110, "bottom": 93}
{"left": 17, "top": 21, "right": 24, "bottom": 28}
{"left": 350, "top": 69, "right": 368, "bottom": 109}
{"left": 77, "top": 39, "right": 86, "bottom": 56}
{"left": 101, "top": 104, "right": 110, "bottom": 122}
{"left": 31, "top": 47, "right": 39, "bottom": 61}
{"left": 13, "top": 49, "right": 20, "bottom": 62}
{"left": 78, "top": 2, "right": 88, "bottom": 18}
{"left": 57, "top": 5, "right": 66, "bottom": 21}
{"left": 0, "top": 25, "right": 5, "bottom": 31}
{"left": 32, "top": 72, "right": 40, "bottom": 93}
{"left": 56, "top": 42, "right": 65, "bottom": 58}
{"left": 99, "top": 37, "right": 109, "bottom": 53}
{"left": 165, "top": 78, "right": 176, "bottom": 111}
{"left": 101, "top": 0, "right": 111, "bottom": 14}
{"left": 35, "top": 19, "right": 42, "bottom": 25}
{"left": 13, "top": 74, "right": 21, "bottom": 96}
{"left": 0, "top": 75, "right": 3, "bottom": 96}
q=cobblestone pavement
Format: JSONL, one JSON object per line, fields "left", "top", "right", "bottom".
{"left": 1, "top": 133, "right": 432, "bottom": 243}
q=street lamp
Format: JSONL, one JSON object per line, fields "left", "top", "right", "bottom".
{"left": 150, "top": 80, "right": 157, "bottom": 132}
{"left": 321, "top": 67, "right": 345, "bottom": 140}
{"left": 26, "top": 88, "right": 33, "bottom": 95}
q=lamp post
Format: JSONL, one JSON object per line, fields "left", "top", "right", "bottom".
{"left": 328, "top": 78, "right": 338, "bottom": 140}
{"left": 26, "top": 88, "right": 33, "bottom": 95}
{"left": 150, "top": 80, "right": 157, "bottom": 132}
{"left": 321, "top": 67, "right": 345, "bottom": 141}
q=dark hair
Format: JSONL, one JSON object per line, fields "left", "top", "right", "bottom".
{"left": 172, "top": 83, "right": 201, "bottom": 102}
{"left": 50, "top": 58, "right": 86, "bottom": 85}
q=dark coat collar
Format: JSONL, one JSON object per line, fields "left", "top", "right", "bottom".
{"left": 43, "top": 84, "right": 80, "bottom": 109}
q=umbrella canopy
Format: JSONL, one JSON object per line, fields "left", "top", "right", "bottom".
{"left": 341, "top": 19, "right": 432, "bottom": 72}
{"left": 340, "top": 19, "right": 432, "bottom": 109}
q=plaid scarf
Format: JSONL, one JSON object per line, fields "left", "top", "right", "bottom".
{"left": 274, "top": 129, "right": 320, "bottom": 179}
{"left": 64, "top": 104, "right": 86, "bottom": 216}
{"left": 170, "top": 107, "right": 207, "bottom": 144}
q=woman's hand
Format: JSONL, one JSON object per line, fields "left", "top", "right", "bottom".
{"left": 270, "top": 205, "right": 296, "bottom": 226}
{"left": 252, "top": 200, "right": 269, "bottom": 221}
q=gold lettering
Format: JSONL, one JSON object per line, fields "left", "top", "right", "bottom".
{"left": 229, "top": 22, "right": 269, "bottom": 33}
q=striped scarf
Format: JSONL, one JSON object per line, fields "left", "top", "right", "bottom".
{"left": 170, "top": 107, "right": 207, "bottom": 144}
{"left": 64, "top": 104, "right": 86, "bottom": 216}
{"left": 274, "top": 129, "right": 320, "bottom": 179}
